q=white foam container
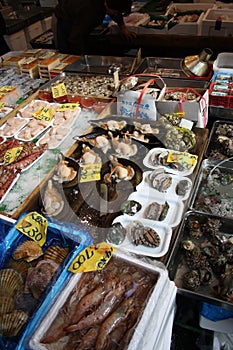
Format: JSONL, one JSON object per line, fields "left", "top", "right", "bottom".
{"left": 213, "top": 52, "right": 233, "bottom": 73}
{"left": 28, "top": 250, "right": 174, "bottom": 350}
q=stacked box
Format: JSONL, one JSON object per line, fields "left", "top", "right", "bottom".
{"left": 201, "top": 8, "right": 233, "bottom": 36}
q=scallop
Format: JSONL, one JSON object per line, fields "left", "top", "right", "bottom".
{"left": 6, "top": 259, "right": 30, "bottom": 279}
{"left": 0, "top": 310, "right": 29, "bottom": 337}
{"left": 12, "top": 241, "right": 43, "bottom": 262}
{"left": 44, "top": 246, "right": 70, "bottom": 265}
{"left": 0, "top": 269, "right": 24, "bottom": 297}
{"left": 0, "top": 296, "right": 14, "bottom": 314}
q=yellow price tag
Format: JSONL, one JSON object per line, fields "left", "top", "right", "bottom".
{"left": 80, "top": 163, "right": 102, "bottom": 182}
{"left": 15, "top": 211, "right": 48, "bottom": 247}
{"left": 51, "top": 83, "right": 67, "bottom": 99}
{"left": 167, "top": 151, "right": 198, "bottom": 170}
{"left": 33, "top": 106, "right": 54, "bottom": 122}
{"left": 4, "top": 146, "right": 23, "bottom": 166}
{"left": 0, "top": 85, "right": 15, "bottom": 93}
{"left": 0, "top": 102, "right": 6, "bottom": 111}
{"left": 56, "top": 103, "right": 79, "bottom": 112}
{"left": 68, "top": 242, "right": 116, "bottom": 273}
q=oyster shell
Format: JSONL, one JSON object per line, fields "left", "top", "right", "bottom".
{"left": 106, "top": 223, "right": 126, "bottom": 245}
{"left": 144, "top": 201, "right": 169, "bottom": 221}
{"left": 120, "top": 200, "right": 142, "bottom": 216}
{"left": 176, "top": 179, "right": 191, "bottom": 197}
{"left": 129, "top": 221, "right": 161, "bottom": 248}
{"left": 0, "top": 309, "right": 29, "bottom": 337}
{"left": 12, "top": 241, "right": 43, "bottom": 262}
{"left": 41, "top": 180, "right": 65, "bottom": 217}
{"left": 0, "top": 269, "right": 24, "bottom": 296}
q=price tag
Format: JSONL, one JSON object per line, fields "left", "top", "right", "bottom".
{"left": 33, "top": 106, "right": 54, "bottom": 122}
{"left": 80, "top": 163, "right": 102, "bottom": 182}
{"left": 52, "top": 83, "right": 67, "bottom": 99}
{"left": 167, "top": 151, "right": 198, "bottom": 170}
{"left": 113, "top": 70, "right": 119, "bottom": 89}
{"left": 0, "top": 85, "right": 15, "bottom": 93}
{"left": 4, "top": 146, "right": 23, "bottom": 165}
{"left": 15, "top": 211, "right": 48, "bottom": 247}
{"left": 68, "top": 242, "right": 116, "bottom": 273}
{"left": 56, "top": 103, "right": 79, "bottom": 112}
{"left": 0, "top": 102, "right": 6, "bottom": 111}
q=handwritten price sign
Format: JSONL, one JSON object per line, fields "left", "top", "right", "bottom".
{"left": 15, "top": 211, "right": 48, "bottom": 247}
{"left": 33, "top": 106, "right": 54, "bottom": 122}
{"left": 68, "top": 242, "right": 116, "bottom": 273}
{"left": 52, "top": 83, "right": 67, "bottom": 99}
{"left": 4, "top": 146, "right": 23, "bottom": 166}
{"left": 80, "top": 163, "right": 102, "bottom": 182}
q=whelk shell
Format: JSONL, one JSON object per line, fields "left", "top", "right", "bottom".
{"left": 0, "top": 309, "right": 29, "bottom": 337}
{"left": 0, "top": 269, "right": 24, "bottom": 296}
{"left": 13, "top": 241, "right": 43, "bottom": 262}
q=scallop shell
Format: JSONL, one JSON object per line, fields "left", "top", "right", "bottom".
{"left": 12, "top": 241, "right": 43, "bottom": 262}
{"left": 44, "top": 246, "right": 69, "bottom": 265}
{"left": 6, "top": 259, "right": 30, "bottom": 279}
{"left": 0, "top": 269, "right": 24, "bottom": 296}
{"left": 0, "top": 295, "right": 14, "bottom": 314}
{"left": 0, "top": 310, "right": 29, "bottom": 337}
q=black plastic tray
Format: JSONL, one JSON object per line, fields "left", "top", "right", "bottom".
{"left": 167, "top": 210, "right": 233, "bottom": 310}
{"left": 205, "top": 120, "right": 233, "bottom": 160}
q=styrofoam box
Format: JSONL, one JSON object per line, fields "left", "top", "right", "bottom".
{"left": 165, "top": 3, "right": 212, "bottom": 35}
{"left": 201, "top": 8, "right": 233, "bottom": 36}
{"left": 213, "top": 52, "right": 233, "bottom": 73}
{"left": 28, "top": 250, "right": 171, "bottom": 350}
{"left": 4, "top": 30, "right": 28, "bottom": 51}
{"left": 214, "top": 1, "right": 233, "bottom": 10}
{"left": 24, "top": 21, "right": 43, "bottom": 44}
{"left": 200, "top": 315, "right": 233, "bottom": 334}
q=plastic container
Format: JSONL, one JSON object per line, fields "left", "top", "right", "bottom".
{"left": 213, "top": 52, "right": 233, "bottom": 73}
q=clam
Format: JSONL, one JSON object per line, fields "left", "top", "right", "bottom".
{"left": 0, "top": 309, "right": 29, "bottom": 337}
{"left": 0, "top": 269, "right": 24, "bottom": 296}
{"left": 149, "top": 169, "right": 172, "bottom": 192}
{"left": 106, "top": 223, "right": 126, "bottom": 245}
{"left": 12, "top": 241, "right": 43, "bottom": 262}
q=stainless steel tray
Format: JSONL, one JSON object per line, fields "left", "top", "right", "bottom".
{"left": 205, "top": 120, "right": 233, "bottom": 160}
{"left": 64, "top": 55, "right": 137, "bottom": 76}
{"left": 167, "top": 210, "right": 233, "bottom": 310}
{"left": 134, "top": 57, "right": 186, "bottom": 78}
{"left": 188, "top": 158, "right": 233, "bottom": 219}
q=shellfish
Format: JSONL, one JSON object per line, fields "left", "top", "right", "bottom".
{"left": 144, "top": 201, "right": 169, "bottom": 221}
{"left": 0, "top": 269, "right": 24, "bottom": 297}
{"left": 109, "top": 132, "right": 137, "bottom": 158}
{"left": 0, "top": 309, "right": 29, "bottom": 337}
{"left": 44, "top": 246, "right": 70, "bottom": 265}
{"left": 149, "top": 168, "right": 172, "bottom": 192}
{"left": 53, "top": 154, "right": 78, "bottom": 184}
{"left": 41, "top": 180, "right": 65, "bottom": 217}
{"left": 120, "top": 200, "right": 142, "bottom": 216}
{"left": 106, "top": 223, "right": 126, "bottom": 245}
{"left": 12, "top": 241, "right": 43, "bottom": 262}
{"left": 129, "top": 221, "right": 161, "bottom": 247}
{"left": 103, "top": 157, "right": 135, "bottom": 183}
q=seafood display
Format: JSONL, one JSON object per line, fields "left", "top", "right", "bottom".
{"left": 205, "top": 121, "right": 233, "bottom": 160}
{"left": 129, "top": 220, "right": 161, "bottom": 248}
{"left": 0, "top": 139, "right": 47, "bottom": 202}
{"left": 190, "top": 159, "right": 233, "bottom": 218}
{"left": 144, "top": 148, "right": 198, "bottom": 176}
{"left": 0, "top": 116, "right": 29, "bottom": 138}
{"left": 168, "top": 212, "right": 233, "bottom": 307}
{"left": 34, "top": 256, "right": 158, "bottom": 349}
{"left": 0, "top": 236, "right": 72, "bottom": 340}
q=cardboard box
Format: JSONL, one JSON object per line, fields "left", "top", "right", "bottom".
{"left": 201, "top": 8, "right": 233, "bottom": 36}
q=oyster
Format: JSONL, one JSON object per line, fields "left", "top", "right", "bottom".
{"left": 144, "top": 201, "right": 169, "bottom": 221}
{"left": 106, "top": 223, "right": 126, "bottom": 245}
{"left": 0, "top": 309, "right": 29, "bottom": 337}
{"left": 41, "top": 180, "right": 64, "bottom": 217}
{"left": 129, "top": 221, "right": 161, "bottom": 247}
{"left": 12, "top": 241, "right": 43, "bottom": 262}
{"left": 149, "top": 168, "right": 172, "bottom": 192}
{"left": 120, "top": 200, "right": 142, "bottom": 216}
